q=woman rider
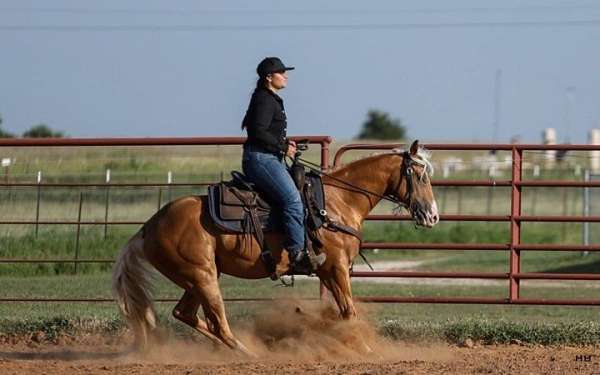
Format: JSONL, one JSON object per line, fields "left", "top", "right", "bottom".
{"left": 241, "top": 57, "right": 325, "bottom": 274}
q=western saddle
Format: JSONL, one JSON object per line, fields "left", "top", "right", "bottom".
{"left": 206, "top": 162, "right": 327, "bottom": 277}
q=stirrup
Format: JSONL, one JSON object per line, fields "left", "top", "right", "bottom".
{"left": 290, "top": 252, "right": 313, "bottom": 275}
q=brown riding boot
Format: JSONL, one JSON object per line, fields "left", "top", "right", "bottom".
{"left": 290, "top": 250, "right": 313, "bottom": 275}
{"left": 289, "top": 246, "right": 326, "bottom": 276}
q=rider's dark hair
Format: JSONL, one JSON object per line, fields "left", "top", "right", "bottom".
{"left": 255, "top": 76, "right": 268, "bottom": 91}
{"left": 241, "top": 76, "right": 269, "bottom": 130}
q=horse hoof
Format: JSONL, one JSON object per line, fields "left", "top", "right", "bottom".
{"left": 235, "top": 339, "right": 258, "bottom": 358}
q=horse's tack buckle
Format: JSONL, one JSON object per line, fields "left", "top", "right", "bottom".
{"left": 319, "top": 209, "right": 328, "bottom": 217}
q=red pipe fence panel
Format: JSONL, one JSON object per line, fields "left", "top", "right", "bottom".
{"left": 334, "top": 143, "right": 600, "bottom": 306}
{"left": 1, "top": 138, "right": 599, "bottom": 306}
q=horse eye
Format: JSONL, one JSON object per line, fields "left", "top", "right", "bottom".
{"left": 406, "top": 168, "right": 413, "bottom": 175}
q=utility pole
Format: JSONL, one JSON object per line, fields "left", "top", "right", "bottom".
{"left": 492, "top": 69, "right": 502, "bottom": 145}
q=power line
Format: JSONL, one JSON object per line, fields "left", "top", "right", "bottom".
{"left": 1, "top": 19, "right": 600, "bottom": 32}
{"left": 1, "top": 5, "right": 600, "bottom": 16}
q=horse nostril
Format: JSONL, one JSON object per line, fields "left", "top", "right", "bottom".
{"left": 433, "top": 214, "right": 439, "bottom": 223}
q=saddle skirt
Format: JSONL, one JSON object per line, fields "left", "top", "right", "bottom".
{"left": 207, "top": 170, "right": 326, "bottom": 234}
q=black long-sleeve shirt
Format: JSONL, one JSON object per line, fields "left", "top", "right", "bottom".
{"left": 242, "top": 87, "right": 288, "bottom": 156}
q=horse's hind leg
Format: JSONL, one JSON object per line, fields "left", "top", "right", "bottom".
{"left": 195, "top": 276, "right": 256, "bottom": 357}
{"left": 172, "top": 290, "right": 223, "bottom": 347}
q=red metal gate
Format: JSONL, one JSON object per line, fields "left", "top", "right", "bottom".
{"left": 334, "top": 143, "right": 600, "bottom": 306}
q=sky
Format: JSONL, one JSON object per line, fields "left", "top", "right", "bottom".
{"left": 1, "top": 0, "right": 599, "bottom": 143}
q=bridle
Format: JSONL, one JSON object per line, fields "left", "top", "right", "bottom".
{"left": 388, "top": 151, "right": 430, "bottom": 210}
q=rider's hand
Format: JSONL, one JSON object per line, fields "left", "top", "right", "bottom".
{"left": 286, "top": 141, "right": 297, "bottom": 158}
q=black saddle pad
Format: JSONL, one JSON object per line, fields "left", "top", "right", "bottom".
{"left": 206, "top": 171, "right": 325, "bottom": 234}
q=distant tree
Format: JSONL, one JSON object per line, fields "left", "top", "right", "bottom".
{"left": 0, "top": 114, "right": 15, "bottom": 138}
{"left": 22, "top": 124, "right": 65, "bottom": 138}
{"left": 357, "top": 109, "right": 406, "bottom": 140}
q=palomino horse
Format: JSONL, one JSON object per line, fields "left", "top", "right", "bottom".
{"left": 112, "top": 140, "right": 438, "bottom": 355}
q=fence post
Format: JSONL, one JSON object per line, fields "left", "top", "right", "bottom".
{"left": 35, "top": 171, "right": 42, "bottom": 237}
{"left": 1, "top": 158, "right": 9, "bottom": 183}
{"left": 486, "top": 184, "right": 494, "bottom": 215}
{"left": 167, "top": 171, "right": 172, "bottom": 203}
{"left": 104, "top": 169, "right": 110, "bottom": 240}
{"left": 530, "top": 165, "right": 540, "bottom": 215}
{"left": 456, "top": 187, "right": 463, "bottom": 216}
{"left": 509, "top": 147, "right": 522, "bottom": 301}
{"left": 583, "top": 169, "right": 590, "bottom": 256}
{"left": 74, "top": 191, "right": 83, "bottom": 274}
{"left": 439, "top": 186, "right": 447, "bottom": 213}
{"left": 561, "top": 185, "right": 568, "bottom": 241}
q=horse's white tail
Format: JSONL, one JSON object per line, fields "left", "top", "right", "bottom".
{"left": 111, "top": 230, "right": 157, "bottom": 349}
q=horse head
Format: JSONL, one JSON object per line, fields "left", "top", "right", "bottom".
{"left": 389, "top": 140, "right": 439, "bottom": 228}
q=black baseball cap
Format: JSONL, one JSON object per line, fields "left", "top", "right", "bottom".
{"left": 256, "top": 57, "right": 295, "bottom": 77}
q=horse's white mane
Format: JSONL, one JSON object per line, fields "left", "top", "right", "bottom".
{"left": 391, "top": 146, "right": 434, "bottom": 177}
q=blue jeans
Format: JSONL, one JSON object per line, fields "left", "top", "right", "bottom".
{"left": 242, "top": 147, "right": 305, "bottom": 254}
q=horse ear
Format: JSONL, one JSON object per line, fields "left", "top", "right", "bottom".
{"left": 410, "top": 140, "right": 419, "bottom": 156}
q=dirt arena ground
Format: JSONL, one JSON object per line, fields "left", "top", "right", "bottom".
{"left": 1, "top": 339, "right": 599, "bottom": 374}
{"left": 1, "top": 304, "right": 599, "bottom": 374}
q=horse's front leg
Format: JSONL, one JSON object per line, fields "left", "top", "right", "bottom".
{"left": 320, "top": 263, "right": 357, "bottom": 319}
{"left": 320, "top": 262, "right": 379, "bottom": 357}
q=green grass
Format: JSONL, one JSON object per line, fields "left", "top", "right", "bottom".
{"left": 362, "top": 219, "right": 582, "bottom": 245}
{"left": 0, "top": 219, "right": 597, "bottom": 277}
{"left": 1, "top": 273, "right": 599, "bottom": 313}
{"left": 0, "top": 228, "right": 134, "bottom": 276}
{"left": 380, "top": 319, "right": 600, "bottom": 345}
{"left": 359, "top": 220, "right": 599, "bottom": 273}
{"left": 3, "top": 273, "right": 600, "bottom": 319}
{"left": 0, "top": 220, "right": 594, "bottom": 277}
{"left": 1, "top": 273, "right": 600, "bottom": 344}
{"left": 410, "top": 250, "right": 600, "bottom": 273}
{"left": 3, "top": 314, "right": 600, "bottom": 345}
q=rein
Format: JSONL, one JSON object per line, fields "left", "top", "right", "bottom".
{"left": 293, "top": 152, "right": 422, "bottom": 240}
{"left": 296, "top": 150, "right": 428, "bottom": 210}
{"left": 295, "top": 156, "right": 407, "bottom": 208}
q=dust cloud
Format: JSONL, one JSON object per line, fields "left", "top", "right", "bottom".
{"left": 129, "top": 300, "right": 453, "bottom": 365}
